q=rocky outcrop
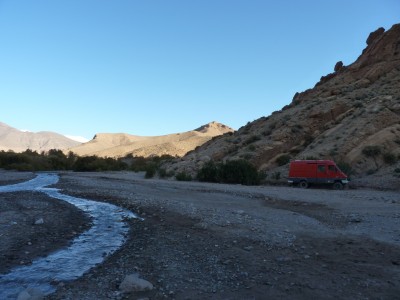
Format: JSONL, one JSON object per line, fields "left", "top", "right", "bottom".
{"left": 334, "top": 61, "right": 344, "bottom": 72}
{"left": 165, "top": 24, "right": 400, "bottom": 178}
{"left": 366, "top": 27, "right": 385, "bottom": 45}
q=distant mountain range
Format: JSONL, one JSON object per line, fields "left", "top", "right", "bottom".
{"left": 0, "top": 122, "right": 81, "bottom": 152}
{"left": 67, "top": 121, "right": 234, "bottom": 158}
{"left": 0, "top": 121, "right": 234, "bottom": 158}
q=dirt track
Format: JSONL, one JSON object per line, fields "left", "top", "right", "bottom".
{"left": 1, "top": 171, "right": 400, "bottom": 299}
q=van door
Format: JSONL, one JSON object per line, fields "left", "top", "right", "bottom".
{"left": 317, "top": 164, "right": 329, "bottom": 183}
{"left": 328, "top": 165, "right": 338, "bottom": 179}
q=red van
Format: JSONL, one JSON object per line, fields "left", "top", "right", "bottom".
{"left": 288, "top": 160, "right": 348, "bottom": 189}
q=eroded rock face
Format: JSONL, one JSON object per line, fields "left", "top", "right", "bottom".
{"left": 165, "top": 24, "right": 400, "bottom": 178}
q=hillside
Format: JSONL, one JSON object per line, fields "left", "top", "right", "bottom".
{"left": 0, "top": 122, "right": 81, "bottom": 152}
{"left": 68, "top": 121, "right": 234, "bottom": 158}
{"left": 165, "top": 24, "right": 400, "bottom": 186}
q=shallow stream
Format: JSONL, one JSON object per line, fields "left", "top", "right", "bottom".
{"left": 0, "top": 173, "right": 137, "bottom": 299}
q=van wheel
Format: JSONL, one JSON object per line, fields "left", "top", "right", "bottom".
{"left": 299, "top": 181, "right": 308, "bottom": 189}
{"left": 333, "top": 182, "right": 343, "bottom": 190}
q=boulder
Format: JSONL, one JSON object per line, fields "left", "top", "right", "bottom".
{"left": 119, "top": 273, "right": 154, "bottom": 293}
{"left": 366, "top": 27, "right": 385, "bottom": 45}
{"left": 17, "top": 287, "right": 44, "bottom": 300}
{"left": 34, "top": 218, "right": 44, "bottom": 225}
{"left": 334, "top": 61, "right": 344, "bottom": 72}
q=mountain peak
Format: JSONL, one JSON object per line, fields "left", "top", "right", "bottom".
{"left": 195, "top": 121, "right": 234, "bottom": 134}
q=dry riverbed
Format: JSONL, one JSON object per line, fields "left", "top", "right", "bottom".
{"left": 1, "top": 170, "right": 399, "bottom": 299}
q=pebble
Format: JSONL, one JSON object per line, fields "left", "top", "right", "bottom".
{"left": 275, "top": 256, "right": 292, "bottom": 262}
{"left": 34, "top": 218, "right": 44, "bottom": 225}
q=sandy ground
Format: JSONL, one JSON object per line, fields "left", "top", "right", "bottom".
{"left": 1, "top": 170, "right": 400, "bottom": 299}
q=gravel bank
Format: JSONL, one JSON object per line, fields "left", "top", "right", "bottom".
{"left": 43, "top": 171, "right": 400, "bottom": 300}
{"left": 0, "top": 170, "right": 399, "bottom": 299}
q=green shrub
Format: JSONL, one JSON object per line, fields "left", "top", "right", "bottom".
{"left": 248, "top": 144, "right": 256, "bottom": 151}
{"left": 145, "top": 163, "right": 157, "bottom": 178}
{"left": 271, "top": 171, "right": 281, "bottom": 180}
{"left": 175, "top": 171, "right": 192, "bottom": 181}
{"left": 219, "top": 160, "right": 259, "bottom": 185}
{"left": 329, "top": 149, "right": 338, "bottom": 156}
{"left": 362, "top": 145, "right": 381, "bottom": 157}
{"left": 354, "top": 101, "right": 363, "bottom": 108}
{"left": 0, "top": 150, "right": 130, "bottom": 172}
{"left": 242, "top": 153, "right": 253, "bottom": 160}
{"left": 73, "top": 156, "right": 127, "bottom": 172}
{"left": 244, "top": 135, "right": 261, "bottom": 145}
{"left": 4, "top": 163, "right": 34, "bottom": 171}
{"left": 197, "top": 161, "right": 219, "bottom": 183}
{"left": 337, "top": 161, "right": 353, "bottom": 177}
{"left": 158, "top": 168, "right": 168, "bottom": 178}
{"left": 197, "top": 159, "right": 264, "bottom": 185}
{"left": 276, "top": 154, "right": 290, "bottom": 166}
{"left": 0, "top": 149, "right": 68, "bottom": 171}
{"left": 383, "top": 152, "right": 397, "bottom": 164}
{"left": 197, "top": 159, "right": 260, "bottom": 185}
{"left": 305, "top": 156, "right": 318, "bottom": 160}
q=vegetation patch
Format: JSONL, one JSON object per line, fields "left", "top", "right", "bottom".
{"left": 0, "top": 150, "right": 175, "bottom": 174}
{"left": 275, "top": 154, "right": 291, "bottom": 166}
{"left": 383, "top": 152, "right": 397, "bottom": 164}
{"left": 197, "top": 160, "right": 261, "bottom": 185}
{"left": 362, "top": 145, "right": 381, "bottom": 158}
{"left": 175, "top": 171, "right": 192, "bottom": 181}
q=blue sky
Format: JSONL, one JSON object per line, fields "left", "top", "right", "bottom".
{"left": 0, "top": 0, "right": 399, "bottom": 141}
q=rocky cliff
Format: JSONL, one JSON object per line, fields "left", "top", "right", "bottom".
{"left": 166, "top": 24, "right": 400, "bottom": 184}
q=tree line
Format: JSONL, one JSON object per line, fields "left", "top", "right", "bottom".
{"left": 0, "top": 150, "right": 262, "bottom": 185}
{"left": 0, "top": 149, "right": 174, "bottom": 172}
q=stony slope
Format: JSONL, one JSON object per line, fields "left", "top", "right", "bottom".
{"left": 0, "top": 122, "right": 81, "bottom": 152}
{"left": 68, "top": 121, "right": 234, "bottom": 158}
{"left": 166, "top": 24, "right": 400, "bottom": 182}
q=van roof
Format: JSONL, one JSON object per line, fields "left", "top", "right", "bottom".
{"left": 291, "top": 160, "right": 335, "bottom": 164}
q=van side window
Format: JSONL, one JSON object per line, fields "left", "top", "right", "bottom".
{"left": 317, "top": 165, "right": 326, "bottom": 172}
{"left": 328, "top": 165, "right": 337, "bottom": 172}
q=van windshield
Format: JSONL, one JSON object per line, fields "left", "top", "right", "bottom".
{"left": 328, "top": 165, "right": 337, "bottom": 172}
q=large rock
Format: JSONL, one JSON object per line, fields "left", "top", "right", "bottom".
{"left": 119, "top": 273, "right": 154, "bottom": 293}
{"left": 17, "top": 287, "right": 44, "bottom": 300}
{"left": 366, "top": 27, "right": 385, "bottom": 45}
{"left": 334, "top": 61, "right": 344, "bottom": 72}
